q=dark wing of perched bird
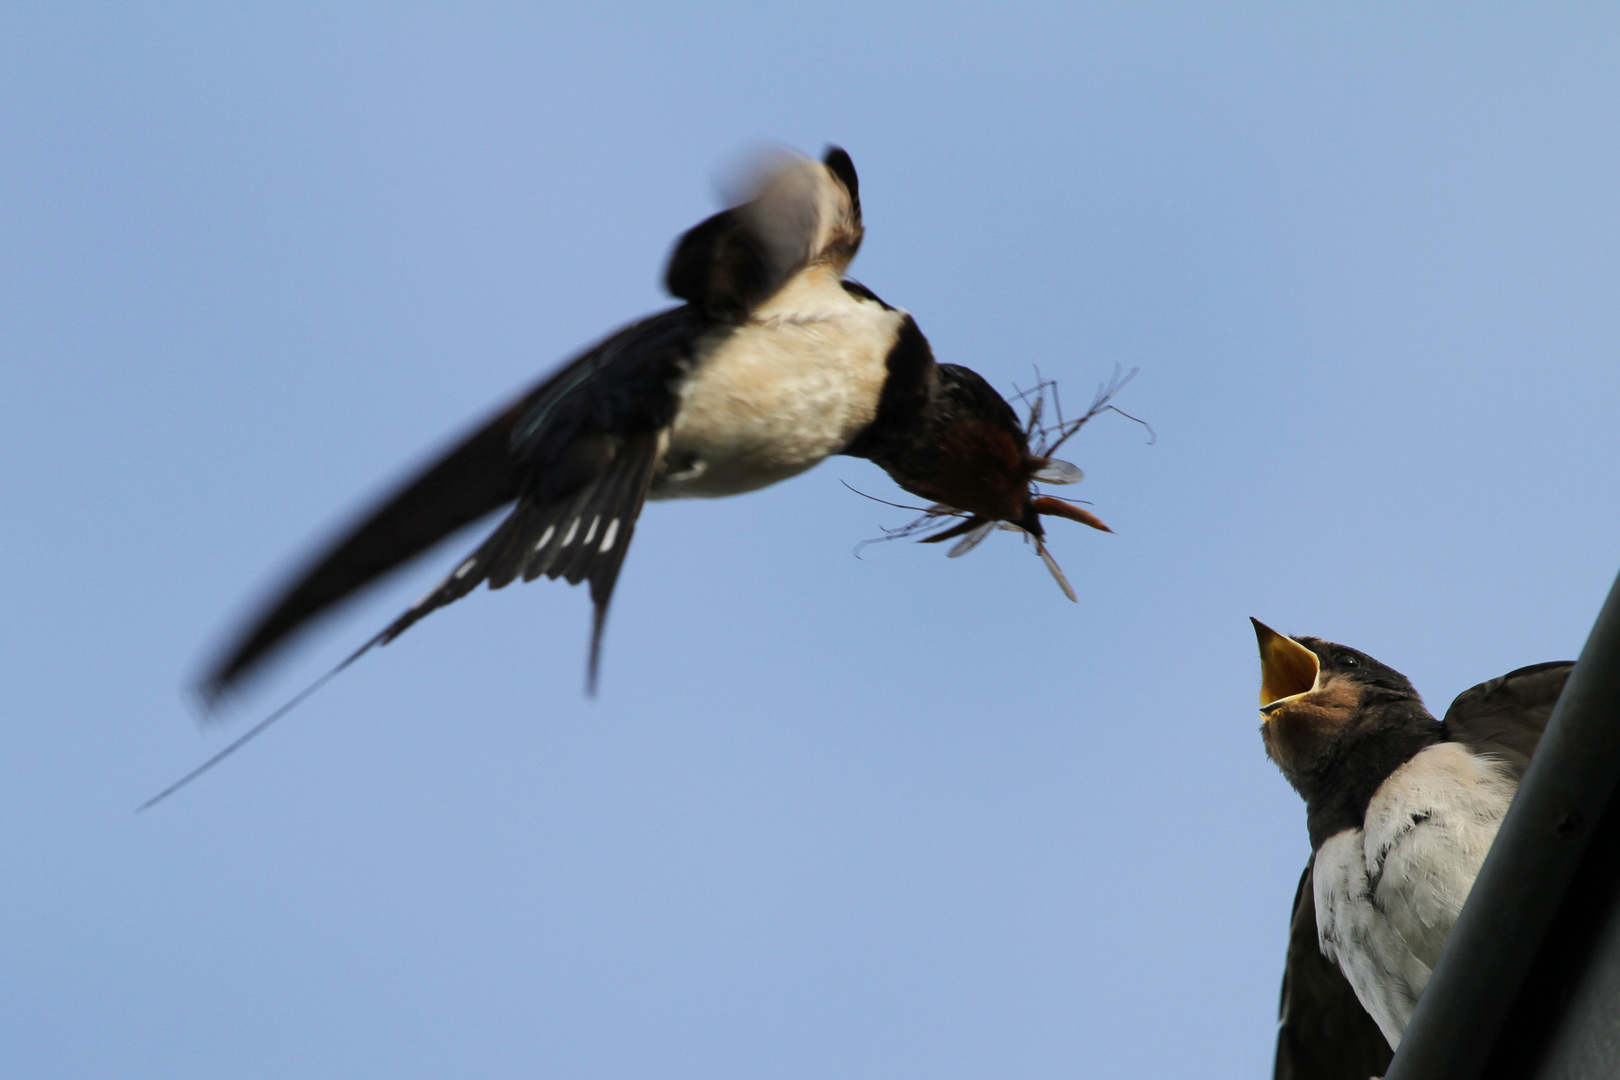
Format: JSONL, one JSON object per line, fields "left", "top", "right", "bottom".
{"left": 197, "top": 305, "right": 706, "bottom": 707}
{"left": 1274, "top": 855, "right": 1394, "bottom": 1080}
{"left": 1440, "top": 660, "right": 1575, "bottom": 783}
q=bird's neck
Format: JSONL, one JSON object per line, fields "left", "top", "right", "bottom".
{"left": 1300, "top": 702, "right": 1444, "bottom": 849}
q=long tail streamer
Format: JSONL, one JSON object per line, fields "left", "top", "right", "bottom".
{"left": 138, "top": 632, "right": 386, "bottom": 812}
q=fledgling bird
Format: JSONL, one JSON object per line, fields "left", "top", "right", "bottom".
{"left": 1250, "top": 619, "right": 1572, "bottom": 1076}
{"left": 156, "top": 147, "right": 1113, "bottom": 806}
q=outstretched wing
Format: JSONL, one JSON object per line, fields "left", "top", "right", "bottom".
{"left": 199, "top": 148, "right": 860, "bottom": 703}
{"left": 197, "top": 393, "right": 527, "bottom": 705}
{"left": 1442, "top": 660, "right": 1575, "bottom": 783}
{"left": 1274, "top": 856, "right": 1394, "bottom": 1080}
{"left": 197, "top": 306, "right": 704, "bottom": 704}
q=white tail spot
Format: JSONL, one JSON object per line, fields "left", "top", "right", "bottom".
{"left": 583, "top": 515, "right": 600, "bottom": 545}
{"left": 534, "top": 524, "right": 556, "bottom": 551}
{"left": 561, "top": 518, "right": 580, "bottom": 546}
{"left": 453, "top": 558, "right": 477, "bottom": 579}
{"left": 599, "top": 518, "right": 620, "bottom": 553}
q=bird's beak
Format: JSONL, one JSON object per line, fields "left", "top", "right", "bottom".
{"left": 1251, "top": 618, "right": 1319, "bottom": 717}
{"left": 1031, "top": 495, "right": 1111, "bottom": 533}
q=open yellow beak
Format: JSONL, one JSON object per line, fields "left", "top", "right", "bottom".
{"left": 1251, "top": 618, "right": 1320, "bottom": 716}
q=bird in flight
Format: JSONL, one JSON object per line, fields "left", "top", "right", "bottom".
{"left": 155, "top": 146, "right": 1114, "bottom": 807}
{"left": 1250, "top": 618, "right": 1571, "bottom": 1075}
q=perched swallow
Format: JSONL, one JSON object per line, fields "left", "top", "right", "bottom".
{"left": 155, "top": 147, "right": 1114, "bottom": 806}
{"left": 1251, "top": 619, "right": 1571, "bottom": 1072}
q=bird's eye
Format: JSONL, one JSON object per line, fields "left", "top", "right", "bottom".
{"left": 1339, "top": 653, "right": 1360, "bottom": 667}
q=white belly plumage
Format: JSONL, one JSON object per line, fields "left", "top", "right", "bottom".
{"left": 1313, "top": 741, "right": 1517, "bottom": 1048}
{"left": 651, "top": 273, "right": 906, "bottom": 499}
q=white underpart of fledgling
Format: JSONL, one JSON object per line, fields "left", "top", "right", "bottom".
{"left": 1313, "top": 741, "right": 1518, "bottom": 1049}
{"left": 653, "top": 267, "right": 906, "bottom": 499}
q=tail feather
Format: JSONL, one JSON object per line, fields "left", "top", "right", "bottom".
{"left": 583, "top": 437, "right": 659, "bottom": 692}
{"left": 377, "top": 510, "right": 522, "bottom": 647}
{"left": 381, "top": 434, "right": 659, "bottom": 656}
{"left": 143, "top": 434, "right": 663, "bottom": 810}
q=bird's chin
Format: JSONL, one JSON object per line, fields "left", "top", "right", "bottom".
{"left": 1259, "top": 692, "right": 1309, "bottom": 718}
{"left": 1260, "top": 703, "right": 1327, "bottom": 779}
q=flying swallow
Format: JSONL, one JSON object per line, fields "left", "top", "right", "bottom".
{"left": 151, "top": 147, "right": 1114, "bottom": 807}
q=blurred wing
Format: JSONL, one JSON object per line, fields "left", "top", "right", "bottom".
{"left": 197, "top": 393, "right": 531, "bottom": 704}
{"left": 198, "top": 307, "right": 702, "bottom": 703}
{"left": 1275, "top": 856, "right": 1394, "bottom": 1080}
{"left": 1442, "top": 660, "right": 1575, "bottom": 783}
{"left": 664, "top": 150, "right": 856, "bottom": 316}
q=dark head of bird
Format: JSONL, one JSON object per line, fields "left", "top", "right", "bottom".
{"left": 865, "top": 362, "right": 1111, "bottom": 598}
{"left": 1251, "top": 619, "right": 1442, "bottom": 841}
{"left": 902, "top": 364, "right": 1107, "bottom": 535}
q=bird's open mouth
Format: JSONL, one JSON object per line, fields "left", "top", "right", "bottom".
{"left": 1252, "top": 618, "right": 1320, "bottom": 715}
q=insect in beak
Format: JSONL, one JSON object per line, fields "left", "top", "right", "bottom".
{"left": 1031, "top": 458, "right": 1084, "bottom": 485}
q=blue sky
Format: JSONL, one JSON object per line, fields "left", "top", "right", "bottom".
{"left": 5, "top": 5, "right": 1620, "bottom": 1077}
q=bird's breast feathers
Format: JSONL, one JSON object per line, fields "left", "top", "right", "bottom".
{"left": 1312, "top": 741, "right": 1517, "bottom": 1048}
{"left": 653, "top": 271, "right": 906, "bottom": 498}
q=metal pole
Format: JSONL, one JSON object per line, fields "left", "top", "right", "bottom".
{"left": 1387, "top": 567, "right": 1620, "bottom": 1079}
